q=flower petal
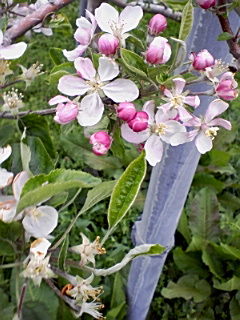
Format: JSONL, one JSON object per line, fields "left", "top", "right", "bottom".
{"left": 0, "top": 145, "right": 12, "bottom": 165}
{"left": 121, "top": 123, "right": 150, "bottom": 144}
{"left": 173, "top": 78, "right": 186, "bottom": 95}
{"left": 184, "top": 95, "right": 200, "bottom": 108}
{"left": 98, "top": 57, "right": 119, "bottom": 82}
{"left": 207, "top": 118, "right": 232, "bottom": 130}
{"left": 0, "top": 42, "right": 27, "bottom": 59}
{"left": 48, "top": 95, "right": 70, "bottom": 105}
{"left": 144, "top": 135, "right": 163, "bottom": 166}
{"left": 0, "top": 30, "right": 3, "bottom": 45}
{"left": 58, "top": 75, "right": 90, "bottom": 96}
{"left": 195, "top": 131, "right": 213, "bottom": 154}
{"left": 0, "top": 168, "right": 13, "bottom": 189}
{"left": 63, "top": 45, "right": 87, "bottom": 61}
{"left": 170, "top": 130, "right": 198, "bottom": 146}
{"left": 77, "top": 93, "right": 104, "bottom": 127}
{"left": 143, "top": 100, "right": 155, "bottom": 125}
{"left": 13, "top": 171, "right": 29, "bottom": 201}
{"left": 95, "top": 3, "right": 119, "bottom": 34}
{"left": 103, "top": 79, "right": 139, "bottom": 102}
{"left": 120, "top": 6, "right": 143, "bottom": 33}
{"left": 160, "top": 120, "right": 186, "bottom": 143}
{"left": 74, "top": 57, "right": 96, "bottom": 80}
{"left": 204, "top": 99, "right": 229, "bottom": 124}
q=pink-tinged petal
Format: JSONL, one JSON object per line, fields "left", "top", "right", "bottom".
{"left": 103, "top": 79, "right": 139, "bottom": 102}
{"left": 0, "top": 42, "right": 27, "bottom": 59}
{"left": 22, "top": 205, "right": 58, "bottom": 238}
{"left": 178, "top": 106, "right": 193, "bottom": 122}
{"left": 77, "top": 93, "right": 104, "bottom": 127}
{"left": 170, "top": 130, "right": 198, "bottom": 146}
{"left": 76, "top": 16, "right": 92, "bottom": 28}
{"left": 145, "top": 135, "right": 163, "bottom": 166}
{"left": 204, "top": 99, "right": 229, "bottom": 124}
{"left": 173, "top": 78, "right": 186, "bottom": 95}
{"left": 85, "top": 10, "right": 97, "bottom": 36}
{"left": 0, "top": 145, "right": 12, "bottom": 164}
{"left": 95, "top": 3, "right": 119, "bottom": 34}
{"left": 98, "top": 57, "right": 119, "bottom": 82}
{"left": 0, "top": 30, "right": 3, "bottom": 45}
{"left": 74, "top": 57, "right": 96, "bottom": 80}
{"left": 155, "top": 107, "right": 171, "bottom": 123}
{"left": 48, "top": 95, "right": 70, "bottom": 105}
{"left": 184, "top": 95, "right": 200, "bottom": 108}
{"left": 184, "top": 116, "right": 201, "bottom": 127}
{"left": 195, "top": 131, "right": 212, "bottom": 154}
{"left": 58, "top": 75, "right": 90, "bottom": 96}
{"left": 163, "top": 88, "right": 173, "bottom": 98}
{"left": 13, "top": 171, "right": 29, "bottom": 201}
{"left": 219, "top": 72, "right": 238, "bottom": 88}
{"left": 207, "top": 118, "right": 232, "bottom": 130}
{"left": 63, "top": 45, "right": 87, "bottom": 61}
{"left": 120, "top": 6, "right": 143, "bottom": 33}
{"left": 160, "top": 120, "right": 186, "bottom": 143}
{"left": 162, "top": 43, "right": 172, "bottom": 63}
{"left": 142, "top": 100, "right": 155, "bottom": 125}
{"left": 74, "top": 27, "right": 91, "bottom": 45}
{"left": 0, "top": 168, "right": 13, "bottom": 189}
{"left": 121, "top": 123, "right": 150, "bottom": 144}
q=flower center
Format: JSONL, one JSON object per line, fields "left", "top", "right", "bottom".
{"left": 86, "top": 79, "right": 103, "bottom": 93}
{"left": 153, "top": 123, "right": 168, "bottom": 135}
{"left": 170, "top": 95, "right": 184, "bottom": 107}
{"left": 109, "top": 19, "right": 125, "bottom": 38}
{"left": 3, "top": 88, "right": 24, "bottom": 110}
{"left": 205, "top": 127, "right": 219, "bottom": 140}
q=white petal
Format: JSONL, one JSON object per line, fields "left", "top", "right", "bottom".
{"left": 0, "top": 42, "right": 27, "bottom": 59}
{"left": 0, "top": 145, "right": 12, "bottom": 164}
{"left": 22, "top": 205, "right": 58, "bottom": 238}
{"left": 173, "top": 78, "right": 186, "bottom": 95}
{"left": 207, "top": 118, "right": 232, "bottom": 130}
{"left": 178, "top": 106, "right": 193, "bottom": 122}
{"left": 76, "top": 16, "right": 92, "bottom": 29}
{"left": 74, "top": 57, "right": 96, "bottom": 80}
{"left": 77, "top": 93, "right": 104, "bottom": 127}
{"left": 204, "top": 99, "right": 229, "bottom": 124}
{"left": 12, "top": 171, "right": 29, "bottom": 201}
{"left": 160, "top": 120, "right": 186, "bottom": 143}
{"left": 121, "top": 123, "right": 150, "bottom": 144}
{"left": 0, "top": 30, "right": 3, "bottom": 45}
{"left": 48, "top": 95, "right": 69, "bottom": 105}
{"left": 184, "top": 95, "right": 200, "bottom": 108}
{"left": 103, "top": 79, "right": 139, "bottom": 102}
{"left": 144, "top": 135, "right": 163, "bottom": 166}
{"left": 142, "top": 100, "right": 155, "bottom": 125}
{"left": 85, "top": 10, "right": 97, "bottom": 36}
{"left": 63, "top": 45, "right": 87, "bottom": 61}
{"left": 95, "top": 3, "right": 118, "bottom": 34}
{"left": 170, "top": 130, "right": 198, "bottom": 146}
{"left": 120, "top": 6, "right": 143, "bottom": 34}
{"left": 58, "top": 75, "right": 90, "bottom": 96}
{"left": 0, "top": 168, "right": 13, "bottom": 189}
{"left": 195, "top": 131, "right": 213, "bottom": 154}
{"left": 98, "top": 57, "right": 119, "bottom": 82}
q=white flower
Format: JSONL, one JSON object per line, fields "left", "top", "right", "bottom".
{"left": 74, "top": 300, "right": 104, "bottom": 319}
{"left": 2, "top": 88, "right": 24, "bottom": 114}
{"left": 58, "top": 57, "right": 139, "bottom": 126}
{"left": 0, "top": 145, "right": 13, "bottom": 189}
{"left": 0, "top": 30, "right": 27, "bottom": 60}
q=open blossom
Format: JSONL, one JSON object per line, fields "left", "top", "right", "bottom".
{"left": 18, "top": 62, "right": 44, "bottom": 88}
{"left": 146, "top": 36, "right": 171, "bottom": 65}
{"left": 0, "top": 145, "right": 13, "bottom": 189}
{"left": 2, "top": 88, "right": 24, "bottom": 113}
{"left": 161, "top": 78, "right": 200, "bottom": 121}
{"left": 191, "top": 49, "right": 215, "bottom": 71}
{"left": 171, "top": 99, "right": 232, "bottom": 154}
{"left": 58, "top": 57, "right": 139, "bottom": 126}
{"left": 63, "top": 10, "right": 97, "bottom": 61}
{"left": 49, "top": 95, "right": 78, "bottom": 124}
{"left": 0, "top": 59, "right": 13, "bottom": 85}
{"left": 70, "top": 233, "right": 106, "bottom": 266}
{"left": 95, "top": 3, "right": 143, "bottom": 42}
{"left": 74, "top": 300, "right": 104, "bottom": 319}
{"left": 0, "top": 30, "right": 27, "bottom": 60}
{"left": 215, "top": 72, "right": 238, "bottom": 101}
{"left": 121, "top": 100, "right": 186, "bottom": 166}
{"left": 89, "top": 131, "right": 112, "bottom": 156}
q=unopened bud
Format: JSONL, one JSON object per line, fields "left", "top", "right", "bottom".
{"left": 117, "top": 102, "right": 137, "bottom": 122}
{"left": 215, "top": 72, "right": 238, "bottom": 100}
{"left": 98, "top": 34, "right": 119, "bottom": 55}
{"left": 196, "top": 0, "right": 216, "bottom": 9}
{"left": 191, "top": 50, "right": 215, "bottom": 71}
{"left": 148, "top": 14, "right": 167, "bottom": 35}
{"left": 146, "top": 37, "right": 171, "bottom": 65}
{"left": 54, "top": 102, "right": 78, "bottom": 124}
{"left": 128, "top": 111, "right": 149, "bottom": 132}
{"left": 89, "top": 131, "right": 112, "bottom": 156}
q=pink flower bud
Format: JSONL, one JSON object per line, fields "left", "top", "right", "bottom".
{"left": 89, "top": 131, "right": 112, "bottom": 156}
{"left": 117, "top": 102, "right": 137, "bottom": 122}
{"left": 196, "top": 0, "right": 216, "bottom": 9}
{"left": 54, "top": 102, "right": 78, "bottom": 125}
{"left": 128, "top": 111, "right": 149, "bottom": 132}
{"left": 148, "top": 14, "right": 167, "bottom": 35}
{"left": 191, "top": 49, "right": 215, "bottom": 70}
{"left": 215, "top": 72, "right": 238, "bottom": 100}
{"left": 98, "top": 34, "right": 119, "bottom": 55}
{"left": 146, "top": 36, "right": 171, "bottom": 65}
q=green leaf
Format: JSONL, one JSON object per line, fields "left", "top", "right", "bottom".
{"left": 58, "top": 234, "right": 69, "bottom": 271}
{"left": 209, "top": 149, "right": 230, "bottom": 167}
{"left": 192, "top": 173, "right": 224, "bottom": 192}
{"left": 202, "top": 249, "right": 223, "bottom": 278}
{"left": 230, "top": 295, "right": 240, "bottom": 320}
{"left": 0, "top": 125, "right": 15, "bottom": 147}
{"left": 120, "top": 48, "right": 148, "bottom": 80}
{"left": 108, "top": 152, "right": 147, "bottom": 229}
{"left": 0, "top": 17, "right": 8, "bottom": 33}
{"left": 178, "top": 0, "right": 193, "bottom": 41}
{"left": 218, "top": 192, "right": 240, "bottom": 212}
{"left": 110, "top": 272, "right": 126, "bottom": 309}
{"left": 161, "top": 275, "right": 211, "bottom": 303}
{"left": 17, "top": 169, "right": 101, "bottom": 213}
{"left": 49, "top": 62, "right": 75, "bottom": 84}
{"left": 220, "top": 243, "right": 240, "bottom": 260}
{"left": 0, "top": 238, "right": 16, "bottom": 256}
{"left": 188, "top": 188, "right": 220, "bottom": 242}
{"left": 45, "top": 191, "right": 68, "bottom": 207}
{"left": 217, "top": 32, "right": 233, "bottom": 41}
{"left": 126, "top": 35, "right": 145, "bottom": 50}
{"left": 213, "top": 276, "right": 240, "bottom": 291}
{"left": 80, "top": 180, "right": 117, "bottom": 215}
{"left": 111, "top": 127, "right": 126, "bottom": 160}
{"left": 49, "top": 13, "right": 72, "bottom": 36}
{"left": 187, "top": 235, "right": 207, "bottom": 252}
{"left": 177, "top": 209, "right": 191, "bottom": 244}
{"left": 49, "top": 47, "right": 66, "bottom": 65}
{"left": 106, "top": 302, "right": 126, "bottom": 320}
{"left": 0, "top": 220, "right": 22, "bottom": 242}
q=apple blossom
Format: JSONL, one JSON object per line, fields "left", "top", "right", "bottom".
{"left": 128, "top": 111, "right": 149, "bottom": 132}
{"left": 70, "top": 233, "right": 106, "bottom": 266}
{"left": 171, "top": 99, "right": 232, "bottom": 154}
{"left": 197, "top": 0, "right": 216, "bottom": 9}
{"left": 0, "top": 30, "right": 27, "bottom": 60}
{"left": 98, "top": 34, "right": 119, "bottom": 56}
{"left": 146, "top": 36, "right": 171, "bottom": 65}
{"left": 95, "top": 3, "right": 143, "bottom": 43}
{"left": 74, "top": 300, "right": 104, "bottom": 319}
{"left": 161, "top": 78, "right": 200, "bottom": 121}
{"left": 148, "top": 14, "right": 167, "bottom": 35}
{"left": 0, "top": 145, "right": 13, "bottom": 189}
{"left": 117, "top": 102, "right": 137, "bottom": 122}
{"left": 0, "top": 59, "right": 13, "bottom": 85}
{"left": 18, "top": 62, "right": 44, "bottom": 88}
{"left": 49, "top": 95, "right": 78, "bottom": 124}
{"left": 215, "top": 72, "right": 238, "bottom": 100}
{"left": 121, "top": 100, "right": 186, "bottom": 166}
{"left": 63, "top": 10, "right": 97, "bottom": 61}
{"left": 191, "top": 49, "right": 215, "bottom": 71}
{"left": 89, "top": 131, "right": 112, "bottom": 156}
{"left": 58, "top": 57, "right": 139, "bottom": 126}
{"left": 2, "top": 88, "right": 24, "bottom": 113}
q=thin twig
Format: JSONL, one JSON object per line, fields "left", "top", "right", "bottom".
{"left": 0, "top": 107, "right": 56, "bottom": 119}
{"left": 17, "top": 278, "right": 29, "bottom": 320}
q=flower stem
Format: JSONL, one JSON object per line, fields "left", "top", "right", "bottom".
{"left": 17, "top": 278, "right": 29, "bottom": 320}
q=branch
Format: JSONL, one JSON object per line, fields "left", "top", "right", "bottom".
{"left": 5, "top": 0, "right": 77, "bottom": 42}
{"left": 109, "top": 0, "right": 182, "bottom": 22}
{"left": 0, "top": 108, "right": 56, "bottom": 119}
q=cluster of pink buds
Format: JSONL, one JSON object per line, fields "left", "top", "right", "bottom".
{"left": 89, "top": 131, "right": 112, "bottom": 156}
